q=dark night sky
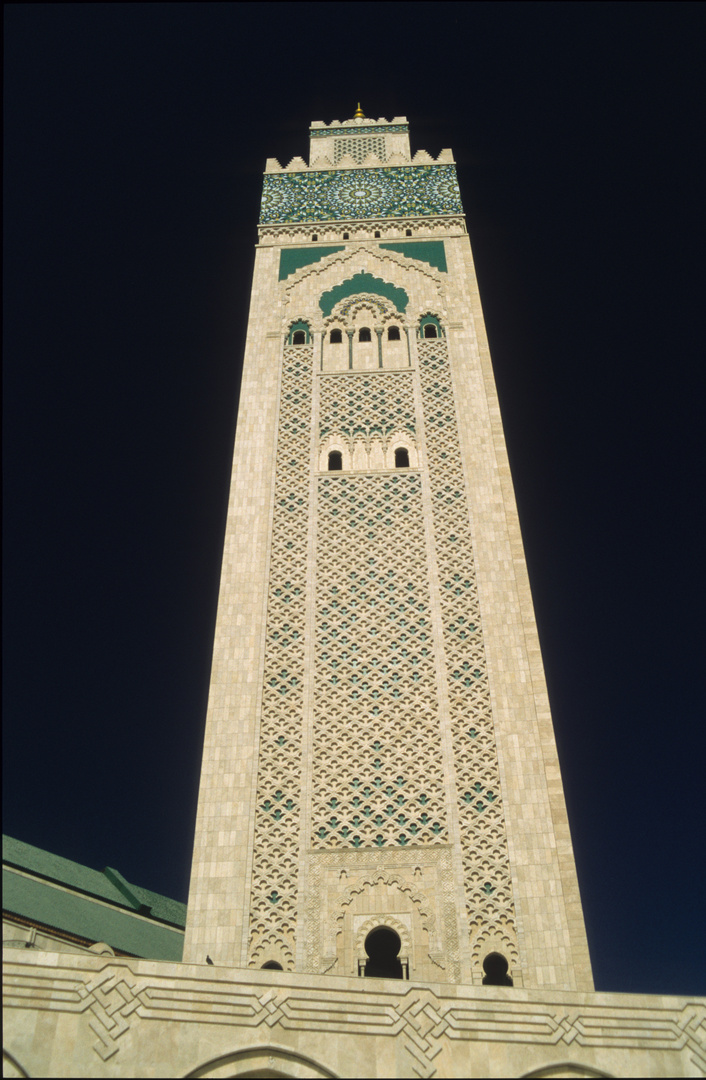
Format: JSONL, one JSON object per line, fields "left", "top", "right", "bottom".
{"left": 4, "top": 4, "right": 705, "bottom": 996}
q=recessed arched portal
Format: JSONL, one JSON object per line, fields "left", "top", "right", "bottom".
{"left": 363, "top": 926, "right": 404, "bottom": 979}
{"left": 482, "top": 951, "right": 514, "bottom": 986}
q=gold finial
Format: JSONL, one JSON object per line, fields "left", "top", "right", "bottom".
{"left": 354, "top": 102, "right": 365, "bottom": 118}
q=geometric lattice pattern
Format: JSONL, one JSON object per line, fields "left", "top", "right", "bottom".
{"left": 319, "top": 371, "right": 415, "bottom": 442}
{"left": 248, "top": 324, "right": 518, "bottom": 970}
{"left": 260, "top": 166, "right": 463, "bottom": 224}
{"left": 311, "top": 470, "right": 448, "bottom": 848}
{"left": 417, "top": 337, "right": 519, "bottom": 966}
{"left": 334, "top": 136, "right": 387, "bottom": 164}
{"left": 247, "top": 345, "right": 312, "bottom": 970}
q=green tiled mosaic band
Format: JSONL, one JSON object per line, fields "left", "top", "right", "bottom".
{"left": 260, "top": 166, "right": 463, "bottom": 224}
{"left": 310, "top": 125, "right": 408, "bottom": 137}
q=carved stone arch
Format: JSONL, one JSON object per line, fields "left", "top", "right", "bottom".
{"left": 320, "top": 270, "right": 408, "bottom": 319}
{"left": 285, "top": 318, "right": 313, "bottom": 346}
{"left": 319, "top": 433, "right": 351, "bottom": 473}
{"left": 324, "top": 319, "right": 345, "bottom": 341}
{"left": 330, "top": 294, "right": 393, "bottom": 328}
{"left": 248, "top": 927, "right": 294, "bottom": 971}
{"left": 282, "top": 245, "right": 446, "bottom": 339}
{"left": 417, "top": 310, "right": 445, "bottom": 338}
{"left": 334, "top": 871, "right": 435, "bottom": 942}
{"left": 386, "top": 429, "right": 419, "bottom": 470}
{"left": 184, "top": 1044, "right": 338, "bottom": 1078}
{"left": 354, "top": 912, "right": 413, "bottom": 960}
{"left": 469, "top": 912, "right": 520, "bottom": 984}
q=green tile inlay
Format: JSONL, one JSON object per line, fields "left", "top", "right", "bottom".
{"left": 379, "top": 240, "right": 447, "bottom": 273}
{"left": 319, "top": 272, "right": 408, "bottom": 316}
{"left": 279, "top": 246, "right": 345, "bottom": 280}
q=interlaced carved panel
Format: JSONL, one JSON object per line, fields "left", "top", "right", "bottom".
{"left": 319, "top": 371, "right": 415, "bottom": 444}
{"left": 311, "top": 470, "right": 448, "bottom": 848}
{"left": 417, "top": 338, "right": 519, "bottom": 970}
{"left": 247, "top": 344, "right": 312, "bottom": 969}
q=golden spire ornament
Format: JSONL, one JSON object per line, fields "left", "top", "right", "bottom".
{"left": 353, "top": 102, "right": 365, "bottom": 118}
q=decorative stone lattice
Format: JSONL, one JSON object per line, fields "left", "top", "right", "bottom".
{"left": 319, "top": 371, "right": 415, "bottom": 443}
{"left": 334, "top": 136, "right": 387, "bottom": 164}
{"left": 247, "top": 345, "right": 312, "bottom": 969}
{"left": 311, "top": 432, "right": 448, "bottom": 848}
{"left": 417, "top": 337, "right": 519, "bottom": 969}
{"left": 260, "top": 166, "right": 463, "bottom": 225}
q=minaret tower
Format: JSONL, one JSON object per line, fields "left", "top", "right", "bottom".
{"left": 184, "top": 109, "right": 593, "bottom": 992}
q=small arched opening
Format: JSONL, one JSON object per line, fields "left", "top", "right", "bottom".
{"left": 330, "top": 329, "right": 342, "bottom": 344}
{"left": 328, "top": 451, "right": 343, "bottom": 471}
{"left": 363, "top": 926, "right": 404, "bottom": 979}
{"left": 261, "top": 960, "right": 284, "bottom": 971}
{"left": 394, "top": 447, "right": 410, "bottom": 469}
{"left": 387, "top": 326, "right": 401, "bottom": 341}
{"left": 419, "top": 314, "right": 443, "bottom": 340}
{"left": 358, "top": 327, "right": 372, "bottom": 342}
{"left": 287, "top": 321, "right": 311, "bottom": 345}
{"left": 482, "top": 951, "right": 514, "bottom": 986}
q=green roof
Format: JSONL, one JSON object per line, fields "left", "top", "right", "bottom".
{"left": 3, "top": 835, "right": 185, "bottom": 961}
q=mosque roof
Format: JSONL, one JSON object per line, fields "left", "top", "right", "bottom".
{"left": 2, "top": 834, "right": 185, "bottom": 961}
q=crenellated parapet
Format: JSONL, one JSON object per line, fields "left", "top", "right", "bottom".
{"left": 261, "top": 114, "right": 458, "bottom": 226}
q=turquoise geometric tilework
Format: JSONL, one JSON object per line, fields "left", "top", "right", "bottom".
{"left": 310, "top": 125, "right": 408, "bottom": 138}
{"left": 260, "top": 166, "right": 463, "bottom": 225}
{"left": 319, "top": 273, "right": 409, "bottom": 317}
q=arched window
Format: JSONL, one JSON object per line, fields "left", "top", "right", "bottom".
{"left": 405, "top": 229, "right": 412, "bottom": 236}
{"left": 328, "top": 451, "right": 343, "bottom": 471}
{"left": 374, "top": 230, "right": 381, "bottom": 238}
{"left": 343, "top": 232, "right": 350, "bottom": 240}
{"left": 394, "top": 447, "right": 409, "bottom": 469}
{"left": 419, "top": 315, "right": 442, "bottom": 340}
{"left": 387, "top": 326, "right": 401, "bottom": 341}
{"left": 287, "top": 321, "right": 310, "bottom": 345}
{"left": 311, "top": 234, "right": 318, "bottom": 242}
{"left": 363, "top": 927, "right": 404, "bottom": 979}
{"left": 330, "top": 329, "right": 342, "bottom": 344}
{"left": 482, "top": 952, "right": 513, "bottom": 986}
{"left": 358, "top": 327, "right": 372, "bottom": 342}
{"left": 261, "top": 960, "right": 284, "bottom": 971}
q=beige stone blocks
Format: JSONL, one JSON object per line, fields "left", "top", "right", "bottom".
{"left": 186, "top": 215, "right": 594, "bottom": 993}
{"left": 3, "top": 951, "right": 703, "bottom": 1078}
